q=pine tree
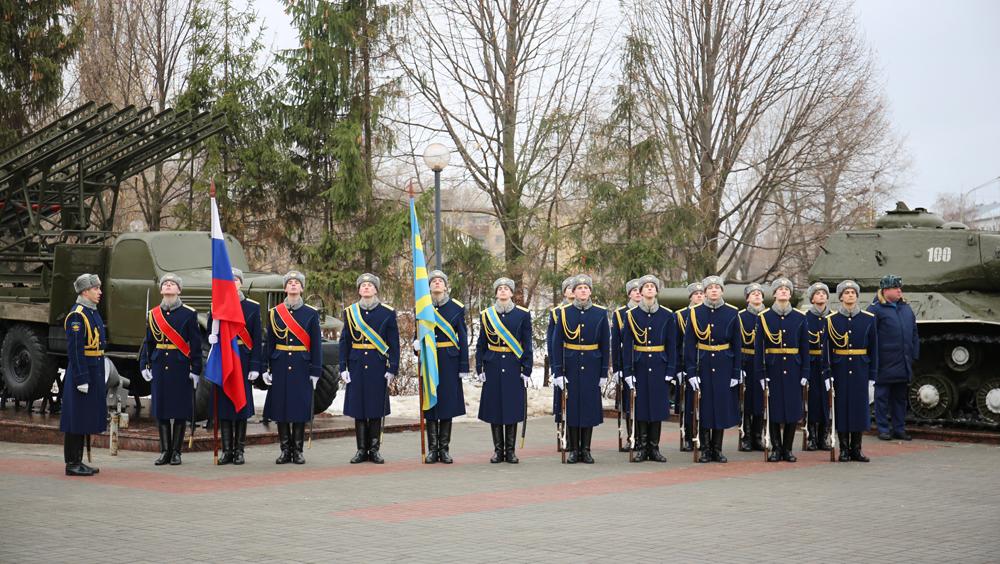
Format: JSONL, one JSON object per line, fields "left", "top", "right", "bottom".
{"left": 0, "top": 0, "right": 82, "bottom": 147}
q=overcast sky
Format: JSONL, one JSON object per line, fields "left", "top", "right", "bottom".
{"left": 250, "top": 0, "right": 1000, "bottom": 209}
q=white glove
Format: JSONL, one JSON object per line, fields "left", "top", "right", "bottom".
{"left": 677, "top": 371, "right": 686, "bottom": 380}
{"left": 477, "top": 372, "right": 486, "bottom": 383}
{"left": 624, "top": 375, "right": 635, "bottom": 389}
{"left": 310, "top": 376, "right": 319, "bottom": 389}
{"left": 599, "top": 377, "right": 608, "bottom": 388}
{"left": 824, "top": 378, "right": 832, "bottom": 392}
{"left": 340, "top": 370, "right": 351, "bottom": 384}
{"left": 208, "top": 333, "right": 218, "bottom": 345}
{"left": 740, "top": 370, "right": 746, "bottom": 383}
{"left": 262, "top": 371, "right": 273, "bottom": 385}
{"left": 76, "top": 383, "right": 89, "bottom": 394}
{"left": 141, "top": 368, "right": 152, "bottom": 382}
{"left": 688, "top": 376, "right": 700, "bottom": 391}
{"left": 412, "top": 339, "right": 420, "bottom": 352}
{"left": 869, "top": 381, "right": 875, "bottom": 404}
{"left": 760, "top": 379, "right": 765, "bottom": 391}
{"left": 553, "top": 376, "right": 566, "bottom": 389}
{"left": 460, "top": 372, "right": 471, "bottom": 380}
{"left": 800, "top": 377, "right": 808, "bottom": 387}
{"left": 384, "top": 372, "right": 394, "bottom": 383}
{"left": 190, "top": 373, "right": 200, "bottom": 389}
{"left": 612, "top": 371, "right": 622, "bottom": 383}
{"left": 521, "top": 375, "right": 531, "bottom": 388}
{"left": 730, "top": 378, "right": 739, "bottom": 388}
{"left": 248, "top": 371, "right": 260, "bottom": 381}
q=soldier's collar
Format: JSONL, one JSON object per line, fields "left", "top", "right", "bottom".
{"left": 432, "top": 291, "right": 450, "bottom": 307}
{"left": 160, "top": 297, "right": 182, "bottom": 311}
{"left": 357, "top": 296, "right": 380, "bottom": 311}
{"left": 808, "top": 304, "right": 828, "bottom": 317}
{"left": 494, "top": 299, "right": 515, "bottom": 314}
{"left": 704, "top": 297, "right": 725, "bottom": 310}
{"left": 284, "top": 296, "right": 304, "bottom": 310}
{"left": 838, "top": 304, "right": 861, "bottom": 317}
{"left": 75, "top": 296, "right": 98, "bottom": 310}
{"left": 573, "top": 298, "right": 592, "bottom": 310}
{"left": 638, "top": 298, "right": 658, "bottom": 314}
{"left": 745, "top": 303, "right": 765, "bottom": 315}
{"left": 771, "top": 301, "right": 794, "bottom": 316}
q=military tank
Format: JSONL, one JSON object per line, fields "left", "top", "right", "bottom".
{"left": 808, "top": 203, "right": 1000, "bottom": 426}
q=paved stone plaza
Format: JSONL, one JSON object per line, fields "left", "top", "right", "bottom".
{"left": 1, "top": 419, "right": 996, "bottom": 563}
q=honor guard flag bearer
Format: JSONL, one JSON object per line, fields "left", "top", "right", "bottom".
{"left": 411, "top": 198, "right": 440, "bottom": 412}
{"left": 204, "top": 181, "right": 248, "bottom": 413}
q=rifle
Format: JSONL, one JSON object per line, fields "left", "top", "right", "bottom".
{"left": 692, "top": 341, "right": 702, "bottom": 463}
{"left": 678, "top": 372, "right": 686, "bottom": 449}
{"left": 213, "top": 385, "right": 219, "bottom": 465}
{"left": 521, "top": 382, "right": 528, "bottom": 449}
{"left": 560, "top": 380, "right": 568, "bottom": 463}
{"left": 826, "top": 340, "right": 836, "bottom": 462}
{"left": 308, "top": 377, "right": 315, "bottom": 449}
{"left": 801, "top": 379, "right": 810, "bottom": 451}
{"left": 628, "top": 385, "right": 637, "bottom": 462}
{"left": 763, "top": 380, "right": 771, "bottom": 462}
{"left": 189, "top": 381, "right": 196, "bottom": 449}
{"left": 616, "top": 376, "right": 623, "bottom": 452}
{"left": 738, "top": 378, "right": 746, "bottom": 442}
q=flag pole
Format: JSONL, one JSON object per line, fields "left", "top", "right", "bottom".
{"left": 213, "top": 385, "right": 219, "bottom": 465}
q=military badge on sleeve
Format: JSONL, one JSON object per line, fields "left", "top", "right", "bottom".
{"left": 70, "top": 322, "right": 81, "bottom": 332}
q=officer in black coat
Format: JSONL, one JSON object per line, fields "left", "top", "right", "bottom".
{"left": 60, "top": 274, "right": 108, "bottom": 476}
{"left": 139, "top": 273, "right": 203, "bottom": 466}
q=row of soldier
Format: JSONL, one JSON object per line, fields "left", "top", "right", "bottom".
{"left": 58, "top": 267, "right": 917, "bottom": 476}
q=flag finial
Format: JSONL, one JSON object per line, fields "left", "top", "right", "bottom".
{"left": 210, "top": 178, "right": 216, "bottom": 198}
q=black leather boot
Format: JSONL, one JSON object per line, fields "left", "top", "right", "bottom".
{"left": 767, "top": 423, "right": 783, "bottom": 462}
{"left": 632, "top": 421, "right": 647, "bottom": 462}
{"left": 76, "top": 436, "right": 100, "bottom": 474}
{"left": 738, "top": 412, "right": 753, "bottom": 451}
{"left": 505, "top": 424, "right": 519, "bottom": 464}
{"left": 170, "top": 420, "right": 186, "bottom": 465}
{"left": 490, "top": 424, "right": 505, "bottom": 463}
{"left": 233, "top": 420, "right": 247, "bottom": 465}
{"left": 367, "top": 419, "right": 384, "bottom": 464}
{"left": 424, "top": 420, "right": 440, "bottom": 464}
{"left": 751, "top": 415, "right": 766, "bottom": 451}
{"left": 565, "top": 427, "right": 580, "bottom": 464}
{"left": 580, "top": 427, "right": 594, "bottom": 464}
{"left": 712, "top": 429, "right": 727, "bottom": 463}
{"left": 648, "top": 421, "right": 667, "bottom": 462}
{"left": 218, "top": 420, "right": 234, "bottom": 465}
{"left": 850, "top": 432, "right": 870, "bottom": 462}
{"left": 697, "top": 428, "right": 712, "bottom": 463}
{"left": 350, "top": 419, "right": 368, "bottom": 463}
{"left": 804, "top": 423, "right": 818, "bottom": 451}
{"left": 439, "top": 419, "right": 454, "bottom": 464}
{"left": 620, "top": 417, "right": 633, "bottom": 452}
{"left": 838, "top": 433, "right": 851, "bottom": 462}
{"left": 782, "top": 423, "right": 797, "bottom": 462}
{"left": 64, "top": 434, "right": 93, "bottom": 476}
{"left": 681, "top": 420, "right": 694, "bottom": 452}
{"left": 817, "top": 420, "right": 832, "bottom": 451}
{"left": 291, "top": 423, "right": 306, "bottom": 464}
{"left": 155, "top": 420, "right": 172, "bottom": 465}
{"left": 275, "top": 423, "right": 292, "bottom": 464}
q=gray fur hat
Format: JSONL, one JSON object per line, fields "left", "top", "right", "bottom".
{"left": 837, "top": 280, "right": 861, "bottom": 297}
{"left": 428, "top": 269, "right": 448, "bottom": 285}
{"left": 637, "top": 274, "right": 660, "bottom": 291}
{"left": 771, "top": 277, "right": 794, "bottom": 294}
{"left": 571, "top": 274, "right": 593, "bottom": 290}
{"left": 284, "top": 270, "right": 306, "bottom": 289}
{"left": 74, "top": 273, "right": 101, "bottom": 293}
{"left": 356, "top": 272, "right": 379, "bottom": 291}
{"left": 159, "top": 273, "right": 183, "bottom": 291}
{"left": 701, "top": 275, "right": 724, "bottom": 291}
{"left": 744, "top": 282, "right": 764, "bottom": 298}
{"left": 687, "top": 282, "right": 705, "bottom": 296}
{"left": 493, "top": 277, "right": 515, "bottom": 293}
{"left": 231, "top": 267, "right": 244, "bottom": 283}
{"left": 561, "top": 276, "right": 575, "bottom": 293}
{"left": 625, "top": 278, "right": 641, "bottom": 295}
{"left": 806, "top": 282, "right": 830, "bottom": 303}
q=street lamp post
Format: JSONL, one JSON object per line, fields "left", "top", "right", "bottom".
{"left": 422, "top": 143, "right": 451, "bottom": 269}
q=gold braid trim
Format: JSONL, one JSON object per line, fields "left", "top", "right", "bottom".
{"left": 758, "top": 311, "right": 783, "bottom": 345}
{"left": 826, "top": 314, "right": 850, "bottom": 348}
{"left": 625, "top": 309, "right": 649, "bottom": 345}
{"left": 689, "top": 307, "right": 711, "bottom": 342}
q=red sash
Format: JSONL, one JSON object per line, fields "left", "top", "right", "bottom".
{"left": 276, "top": 303, "right": 310, "bottom": 350}
{"left": 237, "top": 327, "right": 253, "bottom": 349}
{"left": 150, "top": 307, "right": 191, "bottom": 357}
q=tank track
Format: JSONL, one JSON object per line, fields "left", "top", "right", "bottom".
{"left": 909, "top": 331, "right": 1000, "bottom": 429}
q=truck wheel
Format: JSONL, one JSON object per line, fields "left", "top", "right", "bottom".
{"left": 313, "top": 365, "right": 339, "bottom": 415}
{"left": 1, "top": 324, "right": 58, "bottom": 401}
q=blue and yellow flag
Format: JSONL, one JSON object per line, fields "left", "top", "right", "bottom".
{"left": 411, "top": 199, "right": 439, "bottom": 410}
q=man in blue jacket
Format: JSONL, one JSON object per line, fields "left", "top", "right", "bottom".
{"left": 867, "top": 274, "right": 919, "bottom": 441}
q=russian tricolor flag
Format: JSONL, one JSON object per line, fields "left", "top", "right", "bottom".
{"left": 205, "top": 181, "right": 247, "bottom": 411}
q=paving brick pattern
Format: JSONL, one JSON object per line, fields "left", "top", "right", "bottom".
{"left": 0, "top": 420, "right": 996, "bottom": 563}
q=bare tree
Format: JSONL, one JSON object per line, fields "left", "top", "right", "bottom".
{"left": 395, "top": 0, "right": 608, "bottom": 302}
{"left": 629, "top": 0, "right": 905, "bottom": 280}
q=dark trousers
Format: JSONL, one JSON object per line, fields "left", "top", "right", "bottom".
{"left": 64, "top": 433, "right": 84, "bottom": 464}
{"left": 874, "top": 382, "right": 907, "bottom": 435}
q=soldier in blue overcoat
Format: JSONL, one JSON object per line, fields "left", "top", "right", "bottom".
{"left": 829, "top": 280, "right": 878, "bottom": 462}
{"left": 207, "top": 268, "right": 262, "bottom": 465}
{"left": 621, "top": 275, "right": 678, "bottom": 462}
{"left": 611, "top": 278, "right": 641, "bottom": 452}
{"left": 421, "top": 270, "right": 469, "bottom": 464}
{"left": 868, "top": 274, "right": 919, "bottom": 441}
{"left": 676, "top": 282, "right": 704, "bottom": 452}
{"left": 549, "top": 276, "right": 574, "bottom": 425}
{"left": 551, "top": 274, "right": 610, "bottom": 464}
{"left": 685, "top": 276, "right": 741, "bottom": 463}
{"left": 755, "top": 278, "right": 810, "bottom": 463}
{"left": 737, "top": 283, "right": 766, "bottom": 452}
{"left": 804, "top": 282, "right": 832, "bottom": 451}
{"left": 340, "top": 273, "right": 400, "bottom": 464}
{"left": 140, "top": 273, "right": 202, "bottom": 466}
{"left": 263, "top": 270, "right": 322, "bottom": 465}
{"left": 60, "top": 274, "right": 108, "bottom": 476}
{"left": 476, "top": 277, "right": 533, "bottom": 463}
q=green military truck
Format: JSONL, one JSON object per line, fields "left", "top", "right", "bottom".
{"left": 0, "top": 103, "right": 339, "bottom": 418}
